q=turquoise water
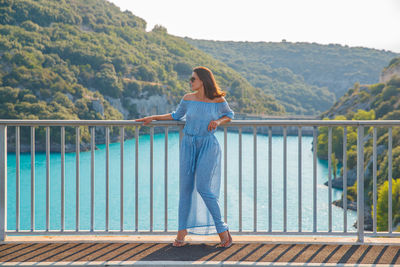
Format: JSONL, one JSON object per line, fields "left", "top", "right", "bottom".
{"left": 6, "top": 131, "right": 357, "bottom": 232}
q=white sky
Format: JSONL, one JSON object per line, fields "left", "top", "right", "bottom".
{"left": 108, "top": 0, "right": 400, "bottom": 53}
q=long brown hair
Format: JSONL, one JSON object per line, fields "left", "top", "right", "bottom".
{"left": 193, "top": 66, "right": 226, "bottom": 99}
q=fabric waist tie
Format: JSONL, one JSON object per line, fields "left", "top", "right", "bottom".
{"left": 190, "top": 136, "right": 196, "bottom": 174}
{"left": 186, "top": 133, "right": 212, "bottom": 175}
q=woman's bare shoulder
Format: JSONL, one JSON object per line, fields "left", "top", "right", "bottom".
{"left": 183, "top": 93, "right": 196, "bottom": 100}
{"left": 215, "top": 96, "right": 226, "bottom": 103}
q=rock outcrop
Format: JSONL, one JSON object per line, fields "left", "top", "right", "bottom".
{"left": 333, "top": 199, "right": 373, "bottom": 231}
{"left": 380, "top": 62, "right": 400, "bottom": 83}
{"left": 124, "top": 95, "right": 175, "bottom": 118}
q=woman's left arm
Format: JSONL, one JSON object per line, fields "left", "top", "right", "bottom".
{"left": 208, "top": 98, "right": 234, "bottom": 131}
{"left": 208, "top": 116, "right": 232, "bottom": 131}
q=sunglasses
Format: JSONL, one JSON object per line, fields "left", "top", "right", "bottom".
{"left": 189, "top": 77, "right": 196, "bottom": 83}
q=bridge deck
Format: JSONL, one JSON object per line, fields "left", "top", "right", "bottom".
{"left": 1, "top": 236, "right": 400, "bottom": 266}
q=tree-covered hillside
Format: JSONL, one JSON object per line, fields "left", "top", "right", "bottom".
{"left": 185, "top": 38, "right": 398, "bottom": 115}
{"left": 0, "top": 0, "right": 285, "bottom": 148}
{"left": 318, "top": 58, "right": 400, "bottom": 231}
{"left": 0, "top": 0, "right": 284, "bottom": 120}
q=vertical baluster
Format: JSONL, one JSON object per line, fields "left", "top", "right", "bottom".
{"left": 120, "top": 127, "right": 124, "bottom": 232}
{"left": 357, "top": 126, "right": 364, "bottom": 243}
{"left": 164, "top": 127, "right": 168, "bottom": 231}
{"left": 105, "top": 126, "right": 109, "bottom": 231}
{"left": 343, "top": 127, "right": 347, "bottom": 232}
{"left": 224, "top": 127, "right": 228, "bottom": 223}
{"left": 150, "top": 127, "right": 154, "bottom": 232}
{"left": 61, "top": 127, "right": 65, "bottom": 231}
{"left": 135, "top": 127, "right": 139, "bottom": 232}
{"left": 388, "top": 127, "right": 392, "bottom": 234}
{"left": 239, "top": 127, "right": 242, "bottom": 232}
{"left": 268, "top": 126, "right": 272, "bottom": 232}
{"left": 75, "top": 127, "right": 80, "bottom": 231}
{"left": 31, "top": 126, "right": 35, "bottom": 232}
{"left": 46, "top": 127, "right": 50, "bottom": 231}
{"left": 373, "top": 127, "right": 377, "bottom": 233}
{"left": 298, "top": 126, "right": 302, "bottom": 232}
{"left": 283, "top": 127, "right": 287, "bottom": 232}
{"left": 90, "top": 127, "right": 95, "bottom": 232}
{"left": 253, "top": 126, "right": 257, "bottom": 232}
{"left": 313, "top": 126, "right": 317, "bottom": 233}
{"left": 16, "top": 126, "right": 20, "bottom": 232}
{"left": 328, "top": 127, "right": 332, "bottom": 232}
{"left": 0, "top": 125, "right": 7, "bottom": 241}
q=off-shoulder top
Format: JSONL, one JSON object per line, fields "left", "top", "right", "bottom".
{"left": 171, "top": 99, "right": 234, "bottom": 136}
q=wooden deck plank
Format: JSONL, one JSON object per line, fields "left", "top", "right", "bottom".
{"left": 1, "top": 241, "right": 400, "bottom": 264}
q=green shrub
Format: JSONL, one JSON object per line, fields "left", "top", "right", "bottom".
{"left": 382, "top": 85, "right": 398, "bottom": 101}
{"left": 369, "top": 83, "right": 385, "bottom": 95}
{"left": 387, "top": 76, "right": 400, "bottom": 88}
{"left": 376, "top": 101, "right": 393, "bottom": 118}
{"left": 388, "top": 58, "right": 400, "bottom": 68}
{"left": 20, "top": 20, "right": 40, "bottom": 31}
{"left": 376, "top": 179, "right": 400, "bottom": 231}
{"left": 94, "top": 63, "right": 122, "bottom": 97}
{"left": 174, "top": 62, "right": 192, "bottom": 76}
{"left": 135, "top": 65, "right": 157, "bottom": 82}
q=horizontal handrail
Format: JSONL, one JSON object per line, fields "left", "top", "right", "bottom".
{"left": 1, "top": 119, "right": 399, "bottom": 242}
{"left": 0, "top": 119, "right": 400, "bottom": 127}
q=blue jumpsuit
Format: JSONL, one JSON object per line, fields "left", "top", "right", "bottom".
{"left": 171, "top": 99, "right": 234, "bottom": 235}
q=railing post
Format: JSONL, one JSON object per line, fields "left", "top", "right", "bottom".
{"left": 0, "top": 125, "right": 7, "bottom": 241}
{"left": 357, "top": 125, "right": 364, "bottom": 243}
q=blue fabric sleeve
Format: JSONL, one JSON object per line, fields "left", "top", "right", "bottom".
{"left": 219, "top": 101, "right": 234, "bottom": 119}
{"left": 171, "top": 99, "right": 187, "bottom": 121}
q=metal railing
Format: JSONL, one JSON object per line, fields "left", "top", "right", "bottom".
{"left": 0, "top": 119, "right": 399, "bottom": 242}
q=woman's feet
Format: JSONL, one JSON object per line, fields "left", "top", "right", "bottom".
{"left": 172, "top": 229, "right": 188, "bottom": 247}
{"left": 217, "top": 230, "right": 233, "bottom": 248}
{"left": 173, "top": 229, "right": 232, "bottom": 248}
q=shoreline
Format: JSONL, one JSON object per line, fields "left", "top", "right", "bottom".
{"left": 4, "top": 116, "right": 318, "bottom": 153}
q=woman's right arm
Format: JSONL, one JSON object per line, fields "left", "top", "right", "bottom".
{"left": 136, "top": 95, "right": 188, "bottom": 126}
{"left": 135, "top": 113, "right": 173, "bottom": 126}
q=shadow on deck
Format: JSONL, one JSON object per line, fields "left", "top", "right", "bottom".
{"left": 1, "top": 236, "right": 400, "bottom": 266}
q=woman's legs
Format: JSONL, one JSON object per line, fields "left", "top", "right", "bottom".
{"left": 195, "top": 136, "right": 229, "bottom": 235}
{"left": 195, "top": 177, "right": 228, "bottom": 234}
{"left": 196, "top": 167, "right": 231, "bottom": 246}
{"left": 174, "top": 136, "right": 194, "bottom": 246}
{"left": 178, "top": 173, "right": 194, "bottom": 231}
{"left": 174, "top": 134, "right": 231, "bottom": 246}
{"left": 175, "top": 174, "right": 191, "bottom": 247}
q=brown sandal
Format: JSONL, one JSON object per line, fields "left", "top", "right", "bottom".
{"left": 217, "top": 230, "right": 232, "bottom": 248}
{"left": 172, "top": 238, "right": 187, "bottom": 247}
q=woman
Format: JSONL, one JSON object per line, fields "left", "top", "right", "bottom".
{"left": 136, "top": 66, "right": 234, "bottom": 248}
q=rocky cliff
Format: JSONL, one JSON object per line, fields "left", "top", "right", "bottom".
{"left": 380, "top": 60, "right": 400, "bottom": 83}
